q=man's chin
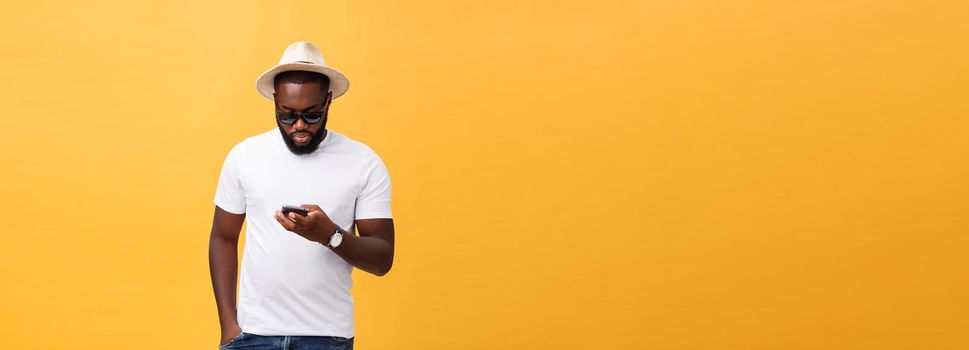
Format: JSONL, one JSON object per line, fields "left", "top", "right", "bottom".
{"left": 286, "top": 138, "right": 319, "bottom": 155}
{"left": 277, "top": 125, "right": 327, "bottom": 155}
{"left": 279, "top": 133, "right": 319, "bottom": 155}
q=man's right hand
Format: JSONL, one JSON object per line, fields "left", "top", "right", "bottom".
{"left": 219, "top": 323, "right": 243, "bottom": 347}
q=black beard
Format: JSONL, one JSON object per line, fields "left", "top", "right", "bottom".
{"left": 277, "top": 116, "right": 328, "bottom": 155}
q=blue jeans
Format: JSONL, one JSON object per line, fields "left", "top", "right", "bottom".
{"left": 219, "top": 332, "right": 354, "bottom": 350}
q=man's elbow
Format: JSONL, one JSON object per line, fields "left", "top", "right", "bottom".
{"left": 374, "top": 261, "right": 393, "bottom": 277}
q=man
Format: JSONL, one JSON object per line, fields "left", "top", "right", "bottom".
{"left": 208, "top": 41, "right": 395, "bottom": 350}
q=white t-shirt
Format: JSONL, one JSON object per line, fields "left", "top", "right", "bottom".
{"left": 213, "top": 127, "right": 392, "bottom": 338}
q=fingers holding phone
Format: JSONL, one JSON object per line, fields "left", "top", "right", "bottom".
{"left": 281, "top": 205, "right": 309, "bottom": 221}
{"left": 274, "top": 204, "right": 338, "bottom": 244}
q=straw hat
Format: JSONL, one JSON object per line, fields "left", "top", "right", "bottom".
{"left": 255, "top": 41, "right": 350, "bottom": 100}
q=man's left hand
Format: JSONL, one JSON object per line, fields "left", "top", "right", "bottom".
{"left": 274, "top": 204, "right": 338, "bottom": 244}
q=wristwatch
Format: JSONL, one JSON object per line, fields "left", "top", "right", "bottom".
{"left": 325, "top": 228, "right": 343, "bottom": 249}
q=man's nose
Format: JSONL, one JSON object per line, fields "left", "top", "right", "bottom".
{"left": 293, "top": 117, "right": 308, "bottom": 130}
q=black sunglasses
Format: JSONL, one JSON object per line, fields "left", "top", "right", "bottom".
{"left": 275, "top": 92, "right": 332, "bottom": 125}
{"left": 276, "top": 110, "right": 326, "bottom": 125}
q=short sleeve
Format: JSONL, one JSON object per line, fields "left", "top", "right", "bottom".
{"left": 355, "top": 151, "right": 393, "bottom": 220}
{"left": 213, "top": 143, "right": 247, "bottom": 214}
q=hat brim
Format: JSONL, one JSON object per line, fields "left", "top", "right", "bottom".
{"left": 256, "top": 63, "right": 351, "bottom": 100}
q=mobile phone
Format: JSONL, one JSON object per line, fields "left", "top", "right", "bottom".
{"left": 282, "top": 205, "right": 310, "bottom": 217}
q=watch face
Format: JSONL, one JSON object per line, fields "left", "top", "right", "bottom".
{"left": 330, "top": 232, "right": 343, "bottom": 247}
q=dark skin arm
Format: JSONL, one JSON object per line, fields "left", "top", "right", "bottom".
{"left": 208, "top": 206, "right": 245, "bottom": 346}
{"left": 274, "top": 204, "right": 395, "bottom": 277}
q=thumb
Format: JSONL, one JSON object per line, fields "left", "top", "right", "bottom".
{"left": 289, "top": 211, "right": 309, "bottom": 225}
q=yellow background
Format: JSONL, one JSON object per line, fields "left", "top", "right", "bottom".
{"left": 1, "top": 1, "right": 967, "bottom": 349}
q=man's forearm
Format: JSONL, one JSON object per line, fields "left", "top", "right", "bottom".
{"left": 328, "top": 228, "right": 393, "bottom": 276}
{"left": 208, "top": 234, "right": 240, "bottom": 329}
